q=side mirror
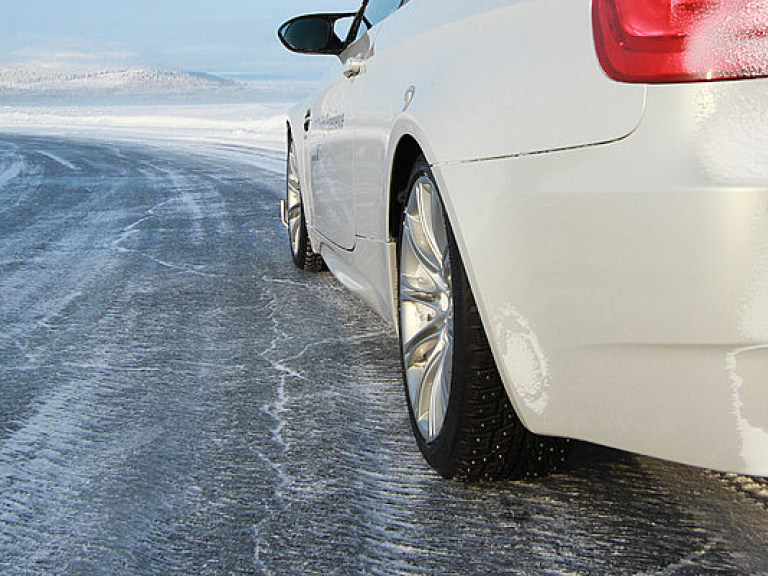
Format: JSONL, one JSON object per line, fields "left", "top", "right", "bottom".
{"left": 278, "top": 13, "right": 357, "bottom": 56}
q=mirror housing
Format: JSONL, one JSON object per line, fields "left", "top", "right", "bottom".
{"left": 278, "top": 13, "right": 358, "bottom": 56}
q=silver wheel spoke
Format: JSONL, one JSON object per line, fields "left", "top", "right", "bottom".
{"left": 403, "top": 212, "right": 441, "bottom": 276}
{"left": 289, "top": 216, "right": 301, "bottom": 250}
{"left": 417, "top": 338, "right": 441, "bottom": 432}
{"left": 421, "top": 334, "right": 450, "bottom": 438}
{"left": 403, "top": 320, "right": 441, "bottom": 373}
{"left": 415, "top": 180, "right": 447, "bottom": 270}
{"left": 400, "top": 273, "right": 442, "bottom": 313}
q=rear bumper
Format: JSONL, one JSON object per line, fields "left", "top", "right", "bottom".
{"left": 433, "top": 80, "right": 768, "bottom": 476}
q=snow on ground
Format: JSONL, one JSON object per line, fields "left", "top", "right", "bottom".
{"left": 0, "top": 68, "right": 309, "bottom": 173}
{"left": 0, "top": 103, "right": 289, "bottom": 171}
{"left": 0, "top": 152, "right": 25, "bottom": 189}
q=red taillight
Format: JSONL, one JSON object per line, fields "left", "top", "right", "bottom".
{"left": 593, "top": 0, "right": 768, "bottom": 83}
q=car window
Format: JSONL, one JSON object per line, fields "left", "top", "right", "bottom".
{"left": 363, "top": 0, "right": 404, "bottom": 28}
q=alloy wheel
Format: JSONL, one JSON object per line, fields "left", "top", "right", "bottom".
{"left": 399, "top": 175, "right": 454, "bottom": 442}
{"left": 286, "top": 139, "right": 303, "bottom": 259}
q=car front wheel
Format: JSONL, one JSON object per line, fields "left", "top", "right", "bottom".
{"left": 397, "top": 158, "right": 569, "bottom": 481}
{"left": 286, "top": 136, "right": 323, "bottom": 272}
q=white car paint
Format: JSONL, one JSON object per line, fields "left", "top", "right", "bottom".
{"left": 285, "top": 0, "right": 768, "bottom": 476}
{"left": 436, "top": 80, "right": 768, "bottom": 475}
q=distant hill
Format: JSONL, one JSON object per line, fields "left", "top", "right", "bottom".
{"left": 0, "top": 67, "right": 315, "bottom": 105}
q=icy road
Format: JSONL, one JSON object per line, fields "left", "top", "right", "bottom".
{"left": 1, "top": 133, "right": 767, "bottom": 575}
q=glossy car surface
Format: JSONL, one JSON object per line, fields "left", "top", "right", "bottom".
{"left": 279, "top": 0, "right": 768, "bottom": 479}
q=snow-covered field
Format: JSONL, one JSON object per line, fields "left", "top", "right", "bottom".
{"left": 0, "top": 67, "right": 307, "bottom": 172}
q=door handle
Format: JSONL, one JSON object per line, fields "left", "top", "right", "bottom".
{"left": 344, "top": 59, "right": 366, "bottom": 78}
{"left": 304, "top": 109, "right": 311, "bottom": 132}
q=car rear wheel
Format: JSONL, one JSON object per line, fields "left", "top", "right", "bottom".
{"left": 398, "top": 158, "right": 569, "bottom": 481}
{"left": 286, "top": 136, "right": 323, "bottom": 272}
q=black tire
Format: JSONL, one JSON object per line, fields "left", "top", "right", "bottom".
{"left": 286, "top": 136, "right": 324, "bottom": 272}
{"left": 398, "top": 158, "right": 569, "bottom": 481}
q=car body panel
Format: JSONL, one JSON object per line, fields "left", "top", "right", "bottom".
{"left": 434, "top": 79, "right": 768, "bottom": 475}
{"left": 308, "top": 75, "right": 357, "bottom": 250}
{"left": 371, "top": 0, "right": 646, "bottom": 163}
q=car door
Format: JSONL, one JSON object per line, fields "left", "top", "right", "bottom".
{"left": 309, "top": 0, "right": 406, "bottom": 250}
{"left": 307, "top": 55, "right": 358, "bottom": 251}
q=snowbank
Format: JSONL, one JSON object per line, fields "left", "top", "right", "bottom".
{"left": 0, "top": 103, "right": 288, "bottom": 171}
{"left": 0, "top": 67, "right": 311, "bottom": 172}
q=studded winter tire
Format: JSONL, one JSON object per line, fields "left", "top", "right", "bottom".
{"left": 397, "top": 158, "right": 569, "bottom": 481}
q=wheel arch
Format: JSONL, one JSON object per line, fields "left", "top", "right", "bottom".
{"left": 388, "top": 134, "right": 427, "bottom": 245}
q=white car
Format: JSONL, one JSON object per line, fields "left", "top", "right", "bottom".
{"left": 279, "top": 0, "right": 768, "bottom": 480}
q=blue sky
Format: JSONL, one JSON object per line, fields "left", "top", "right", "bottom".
{"left": 0, "top": 0, "right": 358, "bottom": 78}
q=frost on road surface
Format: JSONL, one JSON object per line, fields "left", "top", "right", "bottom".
{"left": 0, "top": 94, "right": 767, "bottom": 575}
